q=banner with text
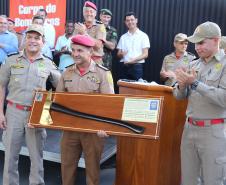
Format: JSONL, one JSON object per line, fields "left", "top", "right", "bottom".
{"left": 9, "top": 0, "right": 66, "bottom": 41}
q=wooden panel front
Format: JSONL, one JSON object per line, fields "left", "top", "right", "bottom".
{"left": 116, "top": 81, "right": 187, "bottom": 185}
{"left": 29, "top": 92, "right": 164, "bottom": 139}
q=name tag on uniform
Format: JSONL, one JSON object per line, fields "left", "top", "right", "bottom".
{"left": 166, "top": 61, "right": 175, "bottom": 64}
{"left": 11, "top": 64, "right": 25, "bottom": 69}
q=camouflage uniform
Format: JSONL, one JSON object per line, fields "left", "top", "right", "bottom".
{"left": 102, "top": 25, "right": 117, "bottom": 70}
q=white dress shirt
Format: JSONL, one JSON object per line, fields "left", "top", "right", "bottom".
{"left": 117, "top": 29, "right": 150, "bottom": 63}
{"left": 44, "top": 20, "right": 56, "bottom": 49}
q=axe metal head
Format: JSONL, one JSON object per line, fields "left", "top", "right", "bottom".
{"left": 39, "top": 90, "right": 53, "bottom": 125}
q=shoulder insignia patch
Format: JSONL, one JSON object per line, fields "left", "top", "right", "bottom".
{"left": 96, "top": 64, "right": 109, "bottom": 71}
{"left": 96, "top": 20, "right": 103, "bottom": 24}
{"left": 99, "top": 24, "right": 106, "bottom": 33}
{"left": 66, "top": 63, "right": 75, "bottom": 68}
{"left": 215, "top": 63, "right": 223, "bottom": 71}
{"left": 112, "top": 32, "right": 117, "bottom": 37}
{"left": 107, "top": 71, "right": 114, "bottom": 85}
{"left": 7, "top": 52, "right": 19, "bottom": 57}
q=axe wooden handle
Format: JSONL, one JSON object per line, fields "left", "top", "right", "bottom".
{"left": 50, "top": 102, "right": 145, "bottom": 134}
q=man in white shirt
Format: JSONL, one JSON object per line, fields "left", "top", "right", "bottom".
{"left": 117, "top": 12, "right": 150, "bottom": 80}
{"left": 55, "top": 20, "right": 75, "bottom": 72}
{"left": 36, "top": 9, "right": 56, "bottom": 50}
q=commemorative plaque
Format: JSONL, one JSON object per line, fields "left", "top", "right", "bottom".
{"left": 29, "top": 91, "right": 164, "bottom": 139}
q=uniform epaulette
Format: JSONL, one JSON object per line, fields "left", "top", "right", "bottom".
{"left": 110, "top": 26, "right": 117, "bottom": 31}
{"left": 42, "top": 55, "right": 59, "bottom": 69}
{"left": 96, "top": 64, "right": 109, "bottom": 71}
{"left": 43, "top": 54, "right": 53, "bottom": 61}
{"left": 96, "top": 20, "right": 104, "bottom": 24}
{"left": 7, "top": 52, "right": 19, "bottom": 57}
{"left": 192, "top": 57, "right": 199, "bottom": 61}
{"left": 188, "top": 52, "right": 195, "bottom": 57}
{"left": 65, "top": 63, "right": 75, "bottom": 68}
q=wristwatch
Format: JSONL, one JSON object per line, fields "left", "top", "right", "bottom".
{"left": 191, "top": 80, "right": 199, "bottom": 90}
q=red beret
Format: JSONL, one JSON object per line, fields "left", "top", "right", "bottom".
{"left": 84, "top": 1, "right": 97, "bottom": 10}
{"left": 7, "top": 18, "right": 15, "bottom": 24}
{"left": 71, "top": 35, "right": 95, "bottom": 47}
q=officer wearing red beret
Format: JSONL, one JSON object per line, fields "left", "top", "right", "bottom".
{"left": 56, "top": 34, "right": 114, "bottom": 185}
{"left": 84, "top": 1, "right": 97, "bottom": 10}
{"left": 74, "top": 1, "right": 106, "bottom": 65}
{"left": 71, "top": 34, "right": 95, "bottom": 47}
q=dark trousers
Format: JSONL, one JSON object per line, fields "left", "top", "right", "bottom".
{"left": 119, "top": 62, "right": 143, "bottom": 80}
{"left": 61, "top": 131, "right": 104, "bottom": 185}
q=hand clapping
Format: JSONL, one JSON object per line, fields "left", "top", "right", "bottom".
{"left": 175, "top": 67, "right": 197, "bottom": 89}
{"left": 74, "top": 22, "right": 87, "bottom": 35}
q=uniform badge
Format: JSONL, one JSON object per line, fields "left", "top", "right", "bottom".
{"left": 64, "top": 80, "right": 73, "bottom": 82}
{"left": 87, "top": 76, "right": 100, "bottom": 83}
{"left": 112, "top": 32, "right": 117, "bottom": 37}
{"left": 215, "top": 63, "right": 222, "bottom": 71}
{"left": 38, "top": 62, "right": 45, "bottom": 69}
{"left": 183, "top": 58, "right": 189, "bottom": 64}
{"left": 100, "top": 24, "right": 106, "bottom": 33}
{"left": 11, "top": 64, "right": 25, "bottom": 69}
{"left": 107, "top": 72, "right": 113, "bottom": 85}
{"left": 35, "top": 92, "right": 43, "bottom": 102}
{"left": 166, "top": 60, "right": 174, "bottom": 64}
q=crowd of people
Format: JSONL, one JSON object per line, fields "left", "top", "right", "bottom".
{"left": 0, "top": 1, "right": 226, "bottom": 185}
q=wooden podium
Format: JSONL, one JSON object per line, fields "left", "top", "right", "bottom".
{"left": 116, "top": 81, "right": 187, "bottom": 185}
